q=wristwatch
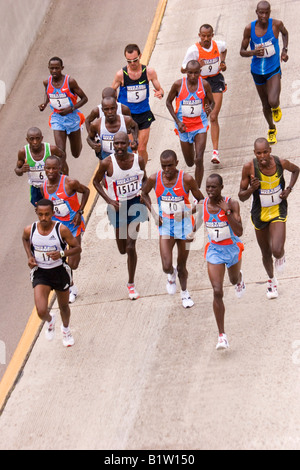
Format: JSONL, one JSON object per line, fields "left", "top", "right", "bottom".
{"left": 77, "top": 209, "right": 84, "bottom": 215}
{"left": 60, "top": 250, "right": 65, "bottom": 258}
{"left": 226, "top": 209, "right": 232, "bottom": 216}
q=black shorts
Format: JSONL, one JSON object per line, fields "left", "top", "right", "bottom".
{"left": 131, "top": 110, "right": 155, "bottom": 130}
{"left": 205, "top": 73, "right": 227, "bottom": 93}
{"left": 31, "top": 263, "right": 72, "bottom": 291}
{"left": 251, "top": 66, "right": 281, "bottom": 86}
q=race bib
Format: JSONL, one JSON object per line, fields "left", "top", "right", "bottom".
{"left": 49, "top": 93, "right": 70, "bottom": 110}
{"left": 255, "top": 40, "right": 275, "bottom": 58}
{"left": 116, "top": 175, "right": 140, "bottom": 199}
{"left": 201, "top": 57, "right": 219, "bottom": 76}
{"left": 29, "top": 168, "right": 46, "bottom": 187}
{"left": 53, "top": 199, "right": 70, "bottom": 217}
{"left": 182, "top": 99, "right": 202, "bottom": 118}
{"left": 206, "top": 221, "right": 231, "bottom": 242}
{"left": 259, "top": 184, "right": 282, "bottom": 207}
{"left": 127, "top": 84, "right": 147, "bottom": 103}
{"left": 101, "top": 135, "right": 114, "bottom": 153}
{"left": 34, "top": 245, "right": 57, "bottom": 265}
{"left": 161, "top": 196, "right": 185, "bottom": 216}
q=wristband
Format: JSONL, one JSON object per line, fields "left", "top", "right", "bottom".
{"left": 77, "top": 209, "right": 84, "bottom": 215}
{"left": 286, "top": 186, "right": 292, "bottom": 192}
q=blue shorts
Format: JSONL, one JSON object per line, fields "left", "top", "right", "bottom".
{"left": 159, "top": 216, "right": 193, "bottom": 240}
{"left": 30, "top": 185, "right": 43, "bottom": 207}
{"left": 251, "top": 66, "right": 281, "bottom": 86}
{"left": 107, "top": 196, "right": 148, "bottom": 229}
{"left": 205, "top": 241, "right": 244, "bottom": 268}
{"left": 176, "top": 125, "right": 208, "bottom": 144}
{"left": 50, "top": 111, "right": 82, "bottom": 135}
{"left": 53, "top": 216, "right": 85, "bottom": 238}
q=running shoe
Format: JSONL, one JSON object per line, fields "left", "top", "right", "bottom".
{"left": 275, "top": 255, "right": 286, "bottom": 274}
{"left": 69, "top": 285, "right": 78, "bottom": 304}
{"left": 61, "top": 325, "right": 75, "bottom": 347}
{"left": 216, "top": 333, "right": 229, "bottom": 350}
{"left": 267, "top": 128, "right": 277, "bottom": 145}
{"left": 266, "top": 278, "right": 278, "bottom": 300}
{"left": 211, "top": 150, "right": 220, "bottom": 164}
{"left": 181, "top": 290, "right": 194, "bottom": 308}
{"left": 272, "top": 106, "right": 282, "bottom": 122}
{"left": 127, "top": 283, "right": 140, "bottom": 300}
{"left": 166, "top": 267, "right": 177, "bottom": 295}
{"left": 45, "top": 314, "right": 56, "bottom": 341}
{"left": 235, "top": 271, "right": 246, "bottom": 298}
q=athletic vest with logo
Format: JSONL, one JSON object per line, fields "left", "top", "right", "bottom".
{"left": 155, "top": 170, "right": 191, "bottom": 220}
{"left": 43, "top": 175, "right": 81, "bottom": 222}
{"left": 118, "top": 66, "right": 150, "bottom": 114}
{"left": 25, "top": 142, "right": 51, "bottom": 187}
{"left": 195, "top": 40, "right": 221, "bottom": 78}
{"left": 105, "top": 153, "right": 144, "bottom": 202}
{"left": 175, "top": 77, "right": 207, "bottom": 132}
{"left": 100, "top": 114, "right": 127, "bottom": 157}
{"left": 46, "top": 74, "right": 77, "bottom": 113}
{"left": 30, "top": 221, "right": 66, "bottom": 269}
{"left": 203, "top": 197, "right": 238, "bottom": 245}
{"left": 250, "top": 18, "right": 280, "bottom": 75}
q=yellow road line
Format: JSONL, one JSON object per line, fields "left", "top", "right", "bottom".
{"left": 0, "top": 0, "right": 168, "bottom": 414}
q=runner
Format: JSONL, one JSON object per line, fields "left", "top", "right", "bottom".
{"left": 86, "top": 96, "right": 138, "bottom": 160}
{"left": 240, "top": 1, "right": 289, "bottom": 144}
{"left": 42, "top": 155, "right": 90, "bottom": 303}
{"left": 188, "top": 174, "right": 245, "bottom": 350}
{"left": 141, "top": 149, "right": 203, "bottom": 308}
{"left": 112, "top": 44, "right": 164, "bottom": 164}
{"left": 181, "top": 24, "right": 227, "bottom": 163}
{"left": 166, "top": 60, "right": 214, "bottom": 188}
{"left": 15, "top": 127, "right": 66, "bottom": 206}
{"left": 93, "top": 131, "right": 148, "bottom": 300}
{"left": 22, "top": 198, "right": 81, "bottom": 347}
{"left": 39, "top": 56, "right": 88, "bottom": 167}
{"left": 238, "top": 137, "right": 299, "bottom": 299}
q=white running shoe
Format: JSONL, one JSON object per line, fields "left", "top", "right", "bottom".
{"left": 235, "top": 270, "right": 246, "bottom": 298}
{"left": 275, "top": 255, "right": 286, "bottom": 274}
{"left": 211, "top": 150, "right": 220, "bottom": 164}
{"left": 61, "top": 325, "right": 75, "bottom": 347}
{"left": 127, "top": 283, "right": 140, "bottom": 300}
{"left": 216, "top": 333, "right": 229, "bottom": 350}
{"left": 45, "top": 314, "right": 56, "bottom": 341}
{"left": 266, "top": 278, "right": 278, "bottom": 299}
{"left": 166, "top": 267, "right": 177, "bottom": 295}
{"left": 69, "top": 285, "right": 78, "bottom": 304}
{"left": 181, "top": 290, "right": 194, "bottom": 308}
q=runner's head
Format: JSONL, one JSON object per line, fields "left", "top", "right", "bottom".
{"left": 199, "top": 24, "right": 214, "bottom": 48}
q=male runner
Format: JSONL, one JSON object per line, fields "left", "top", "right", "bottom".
{"left": 22, "top": 199, "right": 81, "bottom": 347}
{"left": 238, "top": 137, "right": 299, "bottom": 299}
{"left": 141, "top": 149, "right": 203, "bottom": 308}
{"left": 42, "top": 155, "right": 90, "bottom": 303}
{"left": 189, "top": 174, "right": 245, "bottom": 350}
{"left": 39, "top": 57, "right": 88, "bottom": 166}
{"left": 86, "top": 96, "right": 139, "bottom": 160}
{"left": 181, "top": 24, "right": 227, "bottom": 164}
{"left": 15, "top": 127, "right": 66, "bottom": 206}
{"left": 166, "top": 60, "right": 214, "bottom": 188}
{"left": 112, "top": 44, "right": 164, "bottom": 164}
{"left": 240, "top": 1, "right": 289, "bottom": 144}
{"left": 93, "top": 131, "right": 148, "bottom": 300}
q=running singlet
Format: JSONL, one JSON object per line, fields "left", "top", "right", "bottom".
{"left": 203, "top": 197, "right": 239, "bottom": 245}
{"left": 118, "top": 66, "right": 150, "bottom": 114}
{"left": 100, "top": 114, "right": 127, "bottom": 156}
{"left": 46, "top": 74, "right": 77, "bottom": 113}
{"left": 195, "top": 40, "right": 222, "bottom": 78}
{"left": 105, "top": 153, "right": 144, "bottom": 202}
{"left": 25, "top": 143, "right": 51, "bottom": 188}
{"left": 175, "top": 78, "right": 208, "bottom": 132}
{"left": 43, "top": 175, "right": 81, "bottom": 222}
{"left": 30, "top": 221, "right": 66, "bottom": 269}
{"left": 250, "top": 18, "right": 280, "bottom": 75}
{"left": 251, "top": 156, "right": 287, "bottom": 224}
{"left": 155, "top": 170, "right": 192, "bottom": 220}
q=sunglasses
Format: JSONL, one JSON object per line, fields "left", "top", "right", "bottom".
{"left": 126, "top": 57, "right": 140, "bottom": 64}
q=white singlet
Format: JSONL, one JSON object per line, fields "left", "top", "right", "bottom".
{"left": 105, "top": 153, "right": 144, "bottom": 202}
{"left": 30, "top": 221, "right": 66, "bottom": 269}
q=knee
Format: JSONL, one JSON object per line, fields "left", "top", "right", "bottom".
{"left": 272, "top": 246, "right": 284, "bottom": 259}
{"left": 195, "top": 154, "right": 204, "bottom": 166}
{"left": 36, "top": 306, "right": 49, "bottom": 322}
{"left": 126, "top": 240, "right": 136, "bottom": 256}
{"left": 177, "top": 264, "right": 187, "bottom": 279}
{"left": 212, "top": 284, "right": 223, "bottom": 299}
{"left": 209, "top": 112, "right": 218, "bottom": 124}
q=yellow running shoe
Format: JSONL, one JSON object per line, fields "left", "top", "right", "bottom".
{"left": 267, "top": 128, "right": 277, "bottom": 145}
{"left": 272, "top": 106, "right": 282, "bottom": 122}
